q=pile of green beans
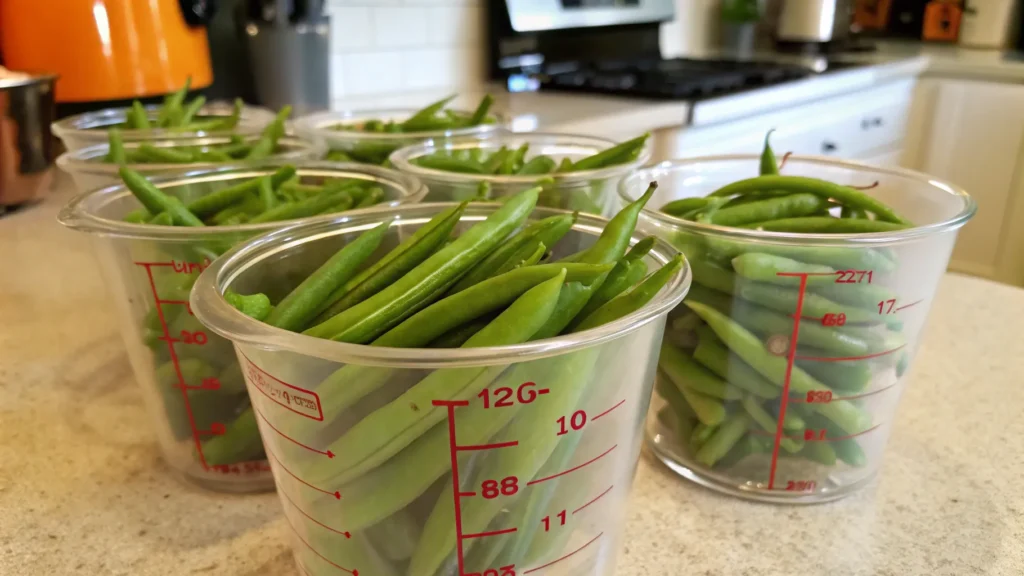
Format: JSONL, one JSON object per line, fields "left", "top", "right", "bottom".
{"left": 225, "top": 186, "right": 681, "bottom": 574}
{"left": 654, "top": 132, "right": 912, "bottom": 478}
{"left": 104, "top": 105, "right": 292, "bottom": 165}
{"left": 325, "top": 94, "right": 499, "bottom": 164}
{"left": 124, "top": 166, "right": 389, "bottom": 470}
{"left": 108, "top": 78, "right": 244, "bottom": 134}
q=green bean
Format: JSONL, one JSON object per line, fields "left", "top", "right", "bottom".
{"left": 248, "top": 188, "right": 352, "bottom": 224}
{"left": 148, "top": 211, "right": 173, "bottom": 226}
{"left": 428, "top": 316, "right": 492, "bottom": 348}
{"left": 532, "top": 181, "right": 657, "bottom": 338}
{"left": 119, "top": 167, "right": 204, "bottom": 227}
{"left": 108, "top": 129, "right": 127, "bottom": 164}
{"left": 690, "top": 258, "right": 738, "bottom": 294}
{"left": 567, "top": 133, "right": 649, "bottom": 172}
{"left": 709, "top": 193, "right": 828, "bottom": 227}
{"left": 373, "top": 263, "right": 611, "bottom": 348}
{"left": 516, "top": 155, "right": 556, "bottom": 175}
{"left": 137, "top": 143, "right": 194, "bottom": 163}
{"left": 305, "top": 188, "right": 541, "bottom": 342}
{"left": 401, "top": 95, "right": 456, "bottom": 131}
{"left": 245, "top": 105, "right": 290, "bottom": 160}
{"left": 128, "top": 101, "right": 151, "bottom": 130}
{"left": 841, "top": 206, "right": 868, "bottom": 219}
{"left": 760, "top": 129, "right": 779, "bottom": 176}
{"left": 746, "top": 216, "right": 911, "bottom": 233}
{"left": 224, "top": 290, "right": 273, "bottom": 321}
{"left": 188, "top": 165, "right": 297, "bottom": 217}
{"left": 731, "top": 253, "right": 836, "bottom": 285}
{"left": 734, "top": 281, "right": 886, "bottom": 325}
{"left": 574, "top": 248, "right": 650, "bottom": 322}
{"left": 306, "top": 269, "right": 565, "bottom": 485}
{"left": 482, "top": 147, "right": 510, "bottom": 173}
{"left": 266, "top": 221, "right": 391, "bottom": 331}
{"left": 741, "top": 396, "right": 802, "bottom": 453}
{"left": 573, "top": 254, "right": 683, "bottom": 332}
{"left": 798, "top": 441, "right": 837, "bottom": 466}
{"left": 695, "top": 413, "right": 749, "bottom": 467}
{"left": 661, "top": 197, "right": 712, "bottom": 216}
{"left": 256, "top": 176, "right": 277, "bottom": 211}
{"left": 465, "top": 94, "right": 494, "bottom": 127}
{"left": 414, "top": 154, "right": 488, "bottom": 174}
{"left": 157, "top": 77, "right": 191, "bottom": 126}
{"left": 692, "top": 328, "right": 779, "bottom": 398}
{"left": 835, "top": 438, "right": 868, "bottom": 466}
{"left": 685, "top": 301, "right": 872, "bottom": 435}
{"left": 796, "top": 354, "right": 872, "bottom": 392}
{"left": 448, "top": 213, "right": 576, "bottom": 294}
{"left": 178, "top": 95, "right": 206, "bottom": 126}
{"left": 709, "top": 175, "right": 911, "bottom": 225}
{"left": 659, "top": 340, "right": 743, "bottom": 401}
{"left": 355, "top": 186, "right": 384, "bottom": 208}
{"left": 199, "top": 406, "right": 264, "bottom": 466}
{"left": 493, "top": 241, "right": 546, "bottom": 276}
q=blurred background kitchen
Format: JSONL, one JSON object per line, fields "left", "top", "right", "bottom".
{"left": 3, "top": 0, "right": 1024, "bottom": 284}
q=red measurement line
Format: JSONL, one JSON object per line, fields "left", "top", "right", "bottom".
{"left": 283, "top": 514, "right": 359, "bottom": 575}
{"left": 572, "top": 484, "right": 614, "bottom": 515}
{"left": 459, "top": 491, "right": 477, "bottom": 497}
{"left": 253, "top": 405, "right": 335, "bottom": 458}
{"left": 591, "top": 399, "right": 625, "bottom": 421}
{"left": 796, "top": 345, "right": 905, "bottom": 363}
{"left": 896, "top": 299, "right": 924, "bottom": 312}
{"left": 457, "top": 440, "right": 519, "bottom": 452}
{"left": 463, "top": 527, "right": 518, "bottom": 540}
{"left": 157, "top": 336, "right": 182, "bottom": 343}
{"left": 750, "top": 423, "right": 882, "bottom": 441}
{"left": 279, "top": 489, "right": 351, "bottom": 539}
{"left": 528, "top": 445, "right": 617, "bottom": 486}
{"left": 768, "top": 273, "right": 808, "bottom": 491}
{"left": 266, "top": 447, "right": 341, "bottom": 500}
{"left": 824, "top": 423, "right": 882, "bottom": 441}
{"left": 157, "top": 299, "right": 191, "bottom": 306}
{"left": 775, "top": 272, "right": 836, "bottom": 277}
{"left": 789, "top": 382, "right": 899, "bottom": 403}
{"left": 436, "top": 402, "right": 468, "bottom": 576}
{"left": 523, "top": 532, "right": 603, "bottom": 574}
{"left": 139, "top": 263, "right": 207, "bottom": 470}
{"left": 133, "top": 261, "right": 176, "bottom": 267}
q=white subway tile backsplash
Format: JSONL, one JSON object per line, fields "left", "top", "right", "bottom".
{"left": 330, "top": 7, "right": 373, "bottom": 51}
{"left": 427, "top": 4, "right": 482, "bottom": 46}
{"left": 373, "top": 7, "right": 429, "bottom": 48}
{"left": 342, "top": 52, "right": 405, "bottom": 96}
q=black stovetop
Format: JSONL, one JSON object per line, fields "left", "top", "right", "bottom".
{"left": 507, "top": 57, "right": 863, "bottom": 101}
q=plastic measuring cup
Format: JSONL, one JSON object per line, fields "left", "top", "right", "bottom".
{"left": 619, "top": 155, "right": 976, "bottom": 503}
{"left": 295, "top": 108, "right": 507, "bottom": 165}
{"left": 56, "top": 135, "right": 325, "bottom": 192}
{"left": 389, "top": 133, "right": 653, "bottom": 218}
{"left": 51, "top": 101, "right": 277, "bottom": 151}
{"left": 190, "top": 204, "right": 690, "bottom": 575}
{"left": 57, "top": 163, "right": 427, "bottom": 493}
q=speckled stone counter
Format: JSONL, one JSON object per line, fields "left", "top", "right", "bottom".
{"left": 2, "top": 182, "right": 1021, "bottom": 575}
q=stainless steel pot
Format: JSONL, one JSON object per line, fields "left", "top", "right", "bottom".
{"left": 0, "top": 73, "right": 58, "bottom": 207}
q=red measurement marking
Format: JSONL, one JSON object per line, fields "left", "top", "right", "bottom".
{"left": 523, "top": 532, "right": 603, "bottom": 574}
{"left": 266, "top": 447, "right": 340, "bottom": 499}
{"left": 283, "top": 514, "right": 359, "bottom": 575}
{"left": 750, "top": 423, "right": 881, "bottom": 442}
{"left": 435, "top": 399, "right": 471, "bottom": 576}
{"left": 572, "top": 484, "right": 614, "bottom": 515}
{"left": 790, "top": 383, "right": 899, "bottom": 403}
{"left": 896, "top": 299, "right": 924, "bottom": 312}
{"left": 768, "top": 273, "right": 807, "bottom": 491}
{"left": 210, "top": 460, "right": 271, "bottom": 475}
{"left": 795, "top": 345, "right": 906, "bottom": 363}
{"left": 591, "top": 399, "right": 625, "bottom": 421}
{"left": 775, "top": 272, "right": 836, "bottom": 277}
{"left": 457, "top": 440, "right": 519, "bottom": 452}
{"left": 459, "top": 491, "right": 477, "bottom": 497}
{"left": 137, "top": 262, "right": 207, "bottom": 469}
{"left": 253, "top": 405, "right": 335, "bottom": 458}
{"left": 527, "top": 445, "right": 617, "bottom": 486}
{"left": 198, "top": 422, "right": 226, "bottom": 436}
{"left": 279, "top": 488, "right": 351, "bottom": 539}
{"left": 157, "top": 335, "right": 181, "bottom": 344}
{"left": 239, "top": 351, "right": 324, "bottom": 421}
{"left": 463, "top": 527, "right": 519, "bottom": 540}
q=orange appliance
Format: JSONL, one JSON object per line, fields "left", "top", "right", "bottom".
{"left": 0, "top": 0, "right": 212, "bottom": 106}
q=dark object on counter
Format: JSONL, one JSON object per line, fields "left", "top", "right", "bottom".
{"left": 884, "top": 0, "right": 928, "bottom": 38}
{"left": 0, "top": 73, "right": 58, "bottom": 208}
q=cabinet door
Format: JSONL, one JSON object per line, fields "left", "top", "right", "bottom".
{"left": 911, "top": 79, "right": 1024, "bottom": 280}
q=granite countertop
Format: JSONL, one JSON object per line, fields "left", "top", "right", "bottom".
{"left": 2, "top": 181, "right": 1022, "bottom": 575}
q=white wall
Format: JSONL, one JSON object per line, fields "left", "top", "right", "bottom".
{"left": 326, "top": 0, "right": 489, "bottom": 109}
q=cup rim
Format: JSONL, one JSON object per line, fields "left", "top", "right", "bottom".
{"left": 56, "top": 161, "right": 428, "bottom": 240}
{"left": 619, "top": 154, "right": 977, "bottom": 245}
{"left": 389, "top": 132, "right": 653, "bottom": 187}
{"left": 51, "top": 102, "right": 276, "bottom": 142}
{"left": 295, "top": 107, "right": 508, "bottom": 143}
{"left": 191, "top": 203, "right": 691, "bottom": 368}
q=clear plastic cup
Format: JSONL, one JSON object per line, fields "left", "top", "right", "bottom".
{"left": 51, "top": 101, "right": 277, "bottom": 151}
{"left": 190, "top": 204, "right": 690, "bottom": 575}
{"left": 619, "top": 155, "right": 976, "bottom": 503}
{"left": 389, "top": 133, "right": 652, "bottom": 218}
{"left": 56, "top": 135, "right": 326, "bottom": 192}
{"left": 57, "top": 163, "right": 426, "bottom": 493}
{"left": 294, "top": 108, "right": 507, "bottom": 165}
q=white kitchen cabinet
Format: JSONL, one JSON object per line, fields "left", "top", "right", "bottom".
{"left": 902, "top": 78, "right": 1024, "bottom": 284}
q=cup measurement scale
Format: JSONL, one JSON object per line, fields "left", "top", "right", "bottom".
{"left": 763, "top": 268, "right": 923, "bottom": 493}
{"left": 137, "top": 258, "right": 270, "bottom": 475}
{"left": 242, "top": 354, "right": 632, "bottom": 576}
